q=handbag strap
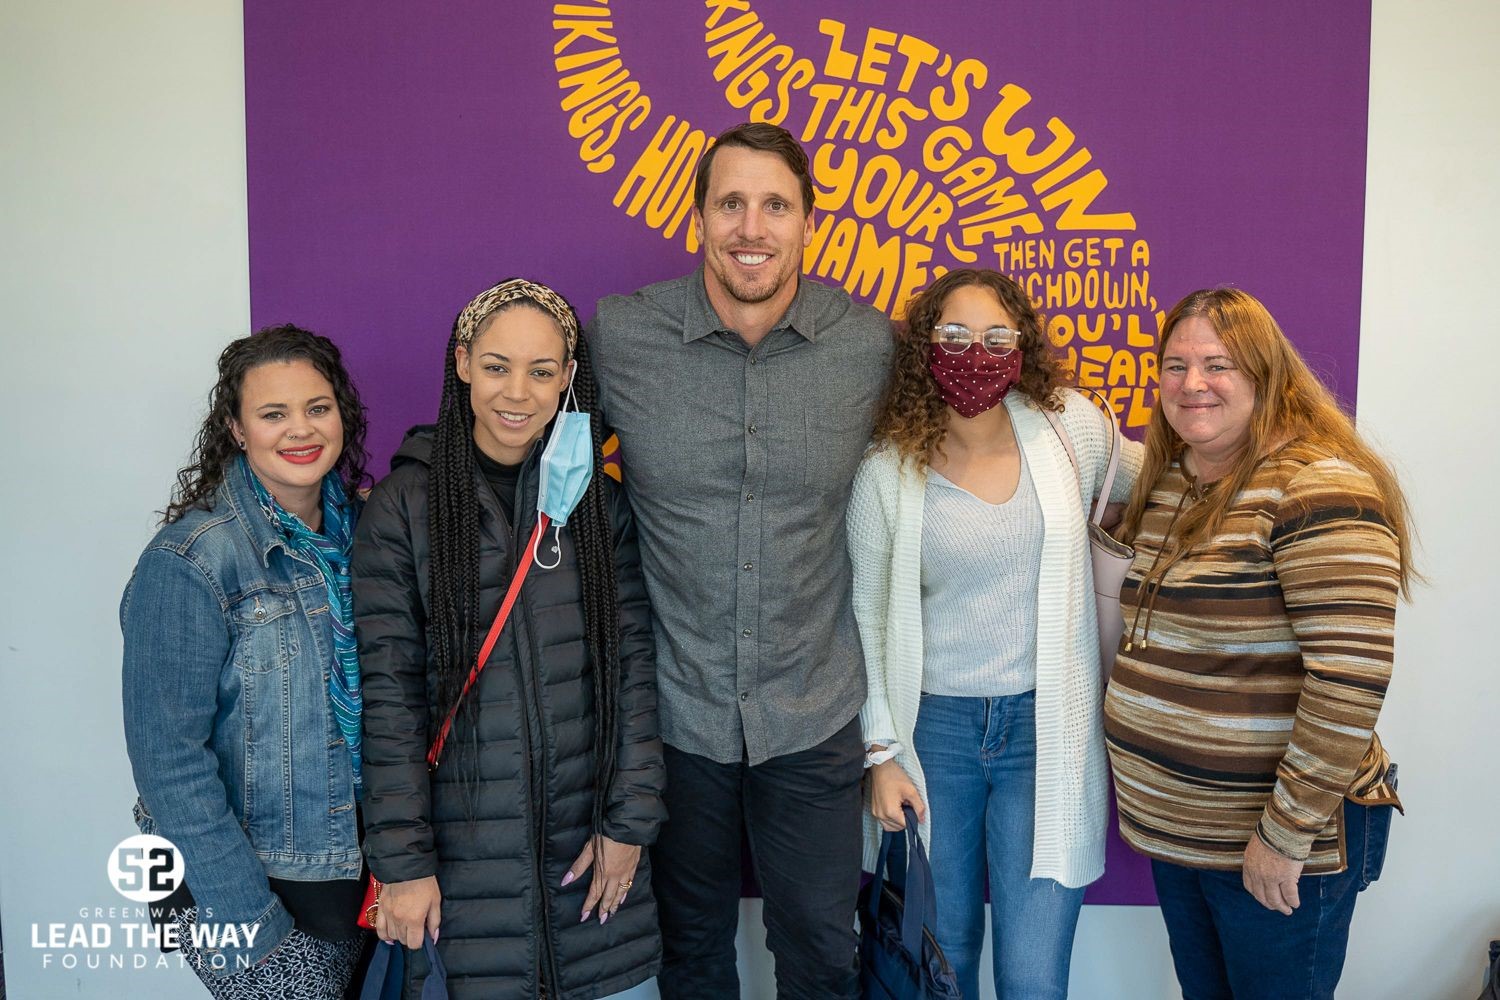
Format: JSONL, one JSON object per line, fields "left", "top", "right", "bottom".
{"left": 899, "top": 804, "right": 938, "bottom": 960}
{"left": 360, "top": 934, "right": 448, "bottom": 1000}
{"left": 867, "top": 807, "right": 941, "bottom": 960}
{"left": 867, "top": 821, "right": 896, "bottom": 925}
{"left": 1040, "top": 388, "right": 1120, "bottom": 527}
{"left": 420, "top": 932, "right": 449, "bottom": 1000}
{"left": 358, "top": 939, "right": 403, "bottom": 1000}
{"left": 427, "top": 513, "right": 551, "bottom": 769}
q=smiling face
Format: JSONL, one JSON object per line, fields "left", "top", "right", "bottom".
{"left": 455, "top": 304, "right": 573, "bottom": 464}
{"left": 230, "top": 359, "right": 344, "bottom": 515}
{"left": 693, "top": 144, "right": 815, "bottom": 317}
{"left": 1160, "top": 314, "right": 1257, "bottom": 478}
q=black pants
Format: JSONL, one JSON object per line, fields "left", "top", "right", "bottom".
{"left": 653, "top": 715, "right": 864, "bottom": 1000}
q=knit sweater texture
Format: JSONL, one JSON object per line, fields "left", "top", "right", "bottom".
{"left": 1104, "top": 446, "right": 1401, "bottom": 873}
{"left": 849, "top": 389, "right": 1143, "bottom": 887}
{"left": 919, "top": 457, "right": 1044, "bottom": 696}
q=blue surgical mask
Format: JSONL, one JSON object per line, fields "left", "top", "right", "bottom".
{"left": 533, "top": 380, "right": 594, "bottom": 569}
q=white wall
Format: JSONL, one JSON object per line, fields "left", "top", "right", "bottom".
{"left": 1336, "top": 1, "right": 1500, "bottom": 996}
{"left": 0, "top": 2, "right": 250, "bottom": 997}
{"left": 1, "top": 1, "right": 1495, "bottom": 998}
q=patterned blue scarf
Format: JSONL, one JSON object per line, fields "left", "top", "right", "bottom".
{"left": 243, "top": 456, "right": 363, "bottom": 797}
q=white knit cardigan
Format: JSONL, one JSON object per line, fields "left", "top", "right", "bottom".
{"left": 849, "top": 389, "right": 1143, "bottom": 888}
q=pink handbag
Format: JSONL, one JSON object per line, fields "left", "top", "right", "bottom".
{"left": 1041, "top": 391, "right": 1134, "bottom": 677}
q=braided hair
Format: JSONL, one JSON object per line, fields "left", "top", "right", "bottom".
{"left": 427, "top": 279, "right": 622, "bottom": 845}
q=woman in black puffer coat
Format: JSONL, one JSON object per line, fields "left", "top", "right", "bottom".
{"left": 352, "top": 278, "right": 665, "bottom": 1000}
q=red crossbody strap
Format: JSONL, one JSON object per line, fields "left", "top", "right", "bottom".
{"left": 427, "top": 513, "right": 551, "bottom": 769}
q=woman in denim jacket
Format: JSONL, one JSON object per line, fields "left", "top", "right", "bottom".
{"left": 121, "top": 326, "right": 372, "bottom": 999}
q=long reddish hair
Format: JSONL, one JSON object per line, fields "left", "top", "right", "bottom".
{"left": 1117, "top": 287, "right": 1417, "bottom": 596}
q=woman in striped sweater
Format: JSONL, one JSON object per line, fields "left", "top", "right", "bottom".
{"left": 1106, "top": 287, "right": 1413, "bottom": 1000}
{"left": 850, "top": 269, "right": 1142, "bottom": 1000}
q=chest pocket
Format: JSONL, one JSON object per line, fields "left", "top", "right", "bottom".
{"left": 230, "top": 591, "right": 298, "bottom": 674}
{"left": 804, "top": 395, "right": 877, "bottom": 494}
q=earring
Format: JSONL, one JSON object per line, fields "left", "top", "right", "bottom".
{"left": 237, "top": 439, "right": 246, "bottom": 450}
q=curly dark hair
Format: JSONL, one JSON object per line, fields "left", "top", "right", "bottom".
{"left": 872, "top": 268, "right": 1069, "bottom": 465}
{"left": 427, "top": 283, "right": 622, "bottom": 869}
{"left": 162, "top": 324, "right": 370, "bottom": 524}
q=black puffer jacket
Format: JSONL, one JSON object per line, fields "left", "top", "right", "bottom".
{"left": 353, "top": 427, "right": 665, "bottom": 1000}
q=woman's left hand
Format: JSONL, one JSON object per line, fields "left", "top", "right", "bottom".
{"left": 563, "top": 835, "right": 641, "bottom": 924}
{"left": 1242, "top": 833, "right": 1305, "bottom": 915}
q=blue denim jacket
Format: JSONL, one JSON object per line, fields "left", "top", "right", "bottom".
{"left": 121, "top": 459, "right": 361, "bottom": 973}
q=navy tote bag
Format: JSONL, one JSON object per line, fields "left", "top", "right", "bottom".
{"left": 359, "top": 933, "right": 448, "bottom": 1000}
{"left": 860, "top": 805, "right": 962, "bottom": 999}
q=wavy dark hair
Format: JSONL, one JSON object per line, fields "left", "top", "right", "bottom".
{"left": 873, "top": 268, "right": 1069, "bottom": 465}
{"left": 427, "top": 283, "right": 622, "bottom": 869}
{"left": 162, "top": 324, "right": 370, "bottom": 524}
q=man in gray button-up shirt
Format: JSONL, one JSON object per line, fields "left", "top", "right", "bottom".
{"left": 587, "top": 122, "right": 890, "bottom": 999}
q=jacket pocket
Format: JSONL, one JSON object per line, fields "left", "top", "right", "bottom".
{"left": 229, "top": 591, "right": 296, "bottom": 674}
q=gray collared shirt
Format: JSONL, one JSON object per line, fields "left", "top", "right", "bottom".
{"left": 587, "top": 268, "right": 892, "bottom": 764}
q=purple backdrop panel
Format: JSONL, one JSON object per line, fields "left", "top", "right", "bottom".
{"left": 246, "top": 0, "right": 1372, "bottom": 907}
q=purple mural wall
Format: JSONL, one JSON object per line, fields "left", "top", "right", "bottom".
{"left": 245, "top": 0, "right": 1373, "bottom": 904}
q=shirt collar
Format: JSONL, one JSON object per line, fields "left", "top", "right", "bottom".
{"left": 682, "top": 265, "right": 819, "bottom": 344}
{"left": 222, "top": 457, "right": 290, "bottom": 566}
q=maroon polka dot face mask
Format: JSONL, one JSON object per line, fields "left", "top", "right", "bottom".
{"left": 928, "top": 343, "right": 1024, "bottom": 418}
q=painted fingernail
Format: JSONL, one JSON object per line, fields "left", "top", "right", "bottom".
{"left": 580, "top": 908, "right": 591, "bottom": 923}
{"left": 433, "top": 929, "right": 440, "bottom": 943}
{"left": 561, "top": 871, "right": 576, "bottom": 888}
{"left": 619, "top": 891, "right": 628, "bottom": 907}
{"left": 600, "top": 911, "right": 610, "bottom": 925}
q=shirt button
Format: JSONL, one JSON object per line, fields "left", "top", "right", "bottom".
{"left": 743, "top": 562, "right": 753, "bottom": 571}
{"left": 739, "top": 692, "right": 750, "bottom": 701}
{"left": 742, "top": 628, "right": 752, "bottom": 638}
{"left": 748, "top": 424, "right": 758, "bottom": 435}
{"left": 746, "top": 493, "right": 755, "bottom": 502}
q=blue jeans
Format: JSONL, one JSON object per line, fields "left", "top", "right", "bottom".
{"left": 1151, "top": 798, "right": 1395, "bottom": 1000}
{"left": 912, "top": 691, "right": 1084, "bottom": 1000}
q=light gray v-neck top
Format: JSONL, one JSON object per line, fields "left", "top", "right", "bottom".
{"left": 920, "top": 449, "right": 1044, "bottom": 696}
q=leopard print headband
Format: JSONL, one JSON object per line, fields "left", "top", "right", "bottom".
{"left": 454, "top": 278, "right": 578, "bottom": 354}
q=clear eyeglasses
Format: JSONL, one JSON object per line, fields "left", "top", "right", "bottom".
{"left": 932, "top": 323, "right": 1021, "bottom": 355}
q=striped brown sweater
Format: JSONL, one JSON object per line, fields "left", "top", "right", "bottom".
{"left": 1103, "top": 445, "right": 1401, "bottom": 873}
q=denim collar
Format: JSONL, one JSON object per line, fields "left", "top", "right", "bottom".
{"left": 220, "top": 457, "right": 293, "bottom": 567}
{"left": 681, "top": 264, "right": 818, "bottom": 344}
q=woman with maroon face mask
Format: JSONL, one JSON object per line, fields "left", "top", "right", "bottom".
{"left": 849, "top": 269, "right": 1143, "bottom": 1000}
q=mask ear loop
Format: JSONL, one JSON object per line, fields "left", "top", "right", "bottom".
{"left": 532, "top": 367, "right": 582, "bottom": 572}
{"left": 532, "top": 522, "right": 564, "bottom": 570}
